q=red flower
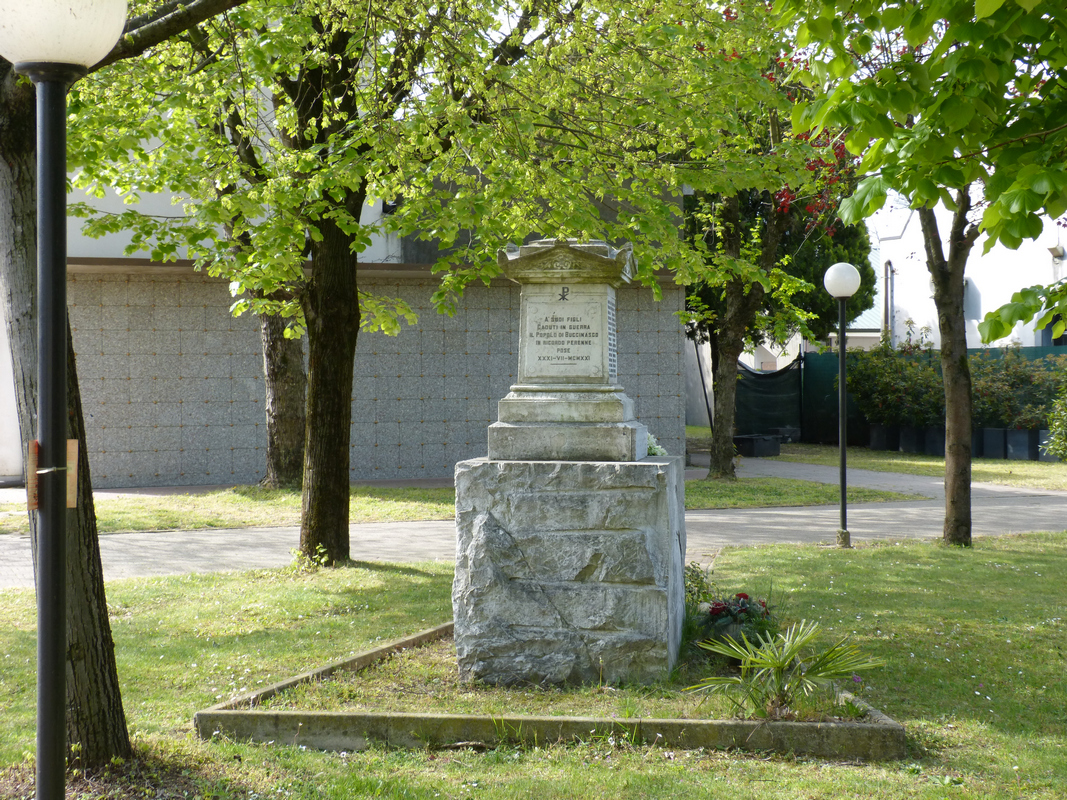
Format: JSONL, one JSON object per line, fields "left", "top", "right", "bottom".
{"left": 710, "top": 601, "right": 728, "bottom": 616}
{"left": 735, "top": 592, "right": 749, "bottom": 600}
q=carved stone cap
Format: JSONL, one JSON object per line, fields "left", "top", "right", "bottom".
{"left": 497, "top": 239, "right": 635, "bottom": 287}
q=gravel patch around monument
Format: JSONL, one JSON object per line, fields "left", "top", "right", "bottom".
{"left": 194, "top": 622, "right": 906, "bottom": 761}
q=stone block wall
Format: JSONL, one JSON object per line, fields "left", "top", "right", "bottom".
{"left": 351, "top": 277, "right": 685, "bottom": 480}
{"left": 66, "top": 264, "right": 685, "bottom": 488}
{"left": 69, "top": 269, "right": 267, "bottom": 487}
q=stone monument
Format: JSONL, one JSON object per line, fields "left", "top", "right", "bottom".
{"left": 453, "top": 239, "right": 685, "bottom": 686}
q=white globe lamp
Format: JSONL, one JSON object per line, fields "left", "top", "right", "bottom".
{"left": 0, "top": 0, "right": 127, "bottom": 69}
{"left": 823, "top": 261, "right": 862, "bottom": 299}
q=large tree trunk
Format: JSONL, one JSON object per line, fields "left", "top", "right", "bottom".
{"left": 299, "top": 214, "right": 361, "bottom": 565}
{"left": 64, "top": 322, "right": 132, "bottom": 766}
{"left": 919, "top": 192, "right": 980, "bottom": 547}
{"left": 259, "top": 310, "right": 306, "bottom": 488}
{"left": 1, "top": 71, "right": 131, "bottom": 768}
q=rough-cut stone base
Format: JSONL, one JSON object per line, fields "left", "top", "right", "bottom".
{"left": 452, "top": 457, "right": 685, "bottom": 686}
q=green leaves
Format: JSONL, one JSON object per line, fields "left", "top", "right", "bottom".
{"left": 775, "top": 0, "right": 1067, "bottom": 257}
{"left": 688, "top": 620, "right": 885, "bottom": 719}
{"left": 839, "top": 175, "right": 889, "bottom": 223}
{"left": 975, "top": 0, "right": 1007, "bottom": 18}
{"left": 979, "top": 283, "right": 1067, "bottom": 343}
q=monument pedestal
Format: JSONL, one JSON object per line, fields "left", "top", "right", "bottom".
{"left": 452, "top": 239, "right": 684, "bottom": 686}
{"left": 489, "top": 384, "right": 648, "bottom": 461}
{"left": 453, "top": 457, "right": 686, "bottom": 685}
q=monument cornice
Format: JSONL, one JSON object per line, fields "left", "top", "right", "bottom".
{"left": 497, "top": 239, "right": 635, "bottom": 287}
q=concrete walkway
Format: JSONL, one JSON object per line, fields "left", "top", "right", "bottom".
{"left": 2, "top": 459, "right": 1065, "bottom": 590}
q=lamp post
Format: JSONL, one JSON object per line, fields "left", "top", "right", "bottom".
{"left": 0, "top": 3, "right": 126, "bottom": 797}
{"left": 823, "top": 262, "right": 861, "bottom": 549}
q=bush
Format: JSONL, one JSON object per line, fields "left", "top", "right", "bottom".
{"left": 848, "top": 334, "right": 1067, "bottom": 431}
{"left": 846, "top": 327, "right": 943, "bottom": 427}
{"left": 971, "top": 347, "right": 1067, "bottom": 429}
{"left": 1045, "top": 388, "right": 1067, "bottom": 459}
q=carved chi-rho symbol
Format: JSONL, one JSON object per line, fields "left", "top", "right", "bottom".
{"left": 558, "top": 286, "right": 570, "bottom": 301}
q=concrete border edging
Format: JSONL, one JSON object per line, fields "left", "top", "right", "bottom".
{"left": 194, "top": 622, "right": 906, "bottom": 761}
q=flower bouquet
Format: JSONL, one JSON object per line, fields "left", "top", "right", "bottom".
{"left": 696, "top": 592, "right": 776, "bottom": 644}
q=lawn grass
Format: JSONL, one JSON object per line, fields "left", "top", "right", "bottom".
{"left": 2, "top": 533, "right": 1065, "bottom": 797}
{"left": 775, "top": 443, "right": 1067, "bottom": 491}
{"left": 685, "top": 476, "right": 918, "bottom": 508}
{"left": 0, "top": 472, "right": 914, "bottom": 536}
{"left": 0, "top": 484, "right": 456, "bottom": 536}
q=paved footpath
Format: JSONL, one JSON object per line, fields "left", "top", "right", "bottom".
{"left": 2, "top": 460, "right": 1066, "bottom": 590}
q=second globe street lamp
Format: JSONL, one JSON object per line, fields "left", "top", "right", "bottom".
{"left": 823, "top": 262, "right": 862, "bottom": 549}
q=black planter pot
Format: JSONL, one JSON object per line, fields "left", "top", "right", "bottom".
{"left": 869, "top": 424, "right": 900, "bottom": 451}
{"left": 733, "top": 435, "right": 781, "bottom": 458}
{"left": 1039, "top": 430, "right": 1060, "bottom": 462}
{"left": 923, "top": 426, "right": 946, "bottom": 457}
{"left": 899, "top": 426, "right": 924, "bottom": 454}
{"left": 1006, "top": 429, "right": 1039, "bottom": 461}
{"left": 983, "top": 428, "right": 1007, "bottom": 459}
{"left": 971, "top": 429, "right": 984, "bottom": 458}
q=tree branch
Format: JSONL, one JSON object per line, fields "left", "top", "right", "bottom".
{"left": 94, "top": 0, "right": 249, "bottom": 71}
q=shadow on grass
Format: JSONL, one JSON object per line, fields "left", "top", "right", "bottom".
{"left": 342, "top": 560, "right": 445, "bottom": 578}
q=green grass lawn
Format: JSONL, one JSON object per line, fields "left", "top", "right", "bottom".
{"left": 686, "top": 476, "right": 918, "bottom": 508}
{"left": 2, "top": 533, "right": 1065, "bottom": 797}
{"left": 774, "top": 443, "right": 1067, "bottom": 491}
{"left": 0, "top": 484, "right": 457, "bottom": 536}
{"left": 0, "top": 471, "right": 915, "bottom": 536}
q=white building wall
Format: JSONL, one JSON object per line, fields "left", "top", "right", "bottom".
{"left": 66, "top": 187, "right": 404, "bottom": 264}
{"left": 871, "top": 199, "right": 1064, "bottom": 349}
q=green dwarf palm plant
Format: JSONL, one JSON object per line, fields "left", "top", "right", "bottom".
{"left": 688, "top": 620, "right": 884, "bottom": 719}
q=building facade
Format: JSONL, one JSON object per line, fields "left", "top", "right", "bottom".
{"left": 56, "top": 260, "right": 684, "bottom": 488}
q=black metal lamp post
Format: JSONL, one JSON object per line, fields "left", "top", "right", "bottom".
{"left": 823, "top": 262, "right": 861, "bottom": 549}
{"left": 0, "top": 3, "right": 127, "bottom": 798}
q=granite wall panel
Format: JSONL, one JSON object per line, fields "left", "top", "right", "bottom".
{"left": 69, "top": 270, "right": 684, "bottom": 487}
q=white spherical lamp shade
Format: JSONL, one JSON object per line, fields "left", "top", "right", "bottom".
{"left": 823, "top": 262, "right": 862, "bottom": 298}
{"left": 0, "top": 0, "right": 127, "bottom": 68}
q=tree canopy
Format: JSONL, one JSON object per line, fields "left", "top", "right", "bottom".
{"left": 773, "top": 0, "right": 1067, "bottom": 247}
{"left": 768, "top": 0, "right": 1067, "bottom": 546}
{"left": 70, "top": 0, "right": 820, "bottom": 560}
{"left": 71, "top": 0, "right": 811, "bottom": 314}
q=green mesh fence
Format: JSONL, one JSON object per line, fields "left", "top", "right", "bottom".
{"left": 734, "top": 358, "right": 802, "bottom": 438}
{"left": 799, "top": 345, "right": 1067, "bottom": 445}
{"left": 799, "top": 352, "right": 866, "bottom": 445}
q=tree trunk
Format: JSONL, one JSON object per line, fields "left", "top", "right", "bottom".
{"left": 299, "top": 214, "right": 360, "bottom": 565}
{"left": 709, "top": 308, "right": 750, "bottom": 477}
{"left": 708, "top": 192, "right": 787, "bottom": 478}
{"left": 259, "top": 310, "right": 306, "bottom": 488}
{"left": 919, "top": 193, "right": 980, "bottom": 547}
{"left": 64, "top": 321, "right": 132, "bottom": 766}
{"left": 1, "top": 72, "right": 131, "bottom": 767}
